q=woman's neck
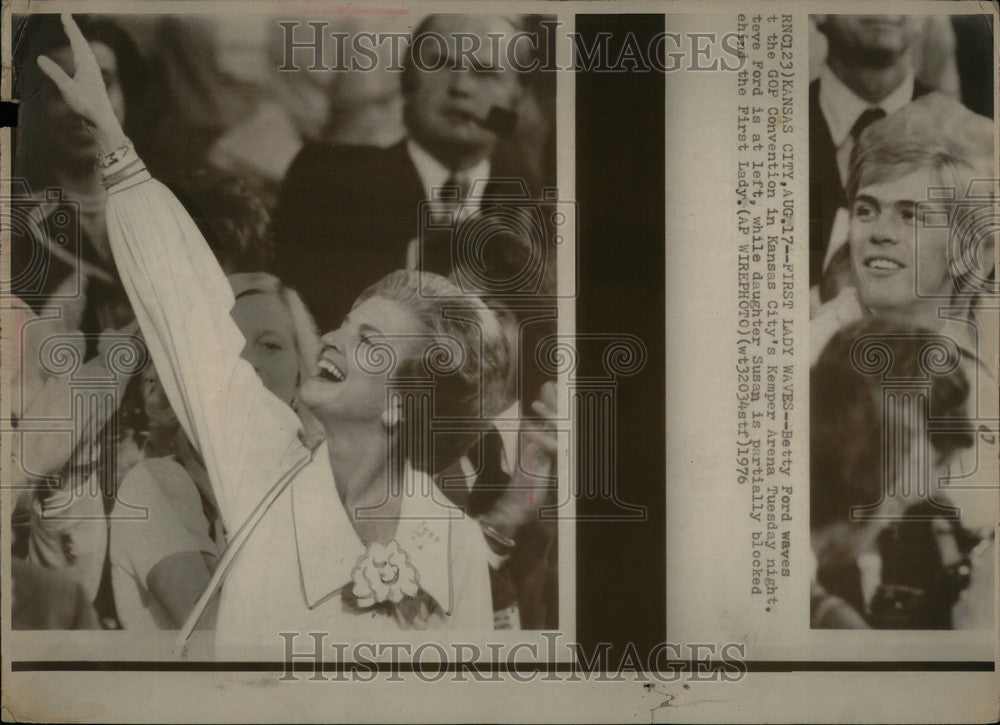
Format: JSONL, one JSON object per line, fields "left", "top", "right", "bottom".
{"left": 325, "top": 422, "right": 403, "bottom": 544}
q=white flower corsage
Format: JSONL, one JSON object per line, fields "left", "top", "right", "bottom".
{"left": 351, "top": 539, "right": 421, "bottom": 607}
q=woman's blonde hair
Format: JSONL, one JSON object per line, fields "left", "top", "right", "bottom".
{"left": 354, "top": 270, "right": 511, "bottom": 474}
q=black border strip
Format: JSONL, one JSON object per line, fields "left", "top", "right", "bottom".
{"left": 10, "top": 660, "right": 994, "bottom": 673}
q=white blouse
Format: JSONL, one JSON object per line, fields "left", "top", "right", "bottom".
{"left": 104, "top": 163, "right": 493, "bottom": 657}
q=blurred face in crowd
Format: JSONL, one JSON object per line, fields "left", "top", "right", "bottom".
{"left": 849, "top": 166, "right": 953, "bottom": 317}
{"left": 821, "top": 15, "right": 919, "bottom": 68}
{"left": 137, "top": 292, "right": 301, "bottom": 436}
{"left": 42, "top": 42, "right": 126, "bottom": 162}
{"left": 140, "top": 362, "right": 178, "bottom": 435}
{"left": 299, "top": 296, "right": 424, "bottom": 430}
{"left": 231, "top": 292, "right": 302, "bottom": 407}
{"left": 404, "top": 15, "right": 523, "bottom": 169}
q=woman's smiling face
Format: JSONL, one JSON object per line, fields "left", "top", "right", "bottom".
{"left": 299, "top": 295, "right": 423, "bottom": 427}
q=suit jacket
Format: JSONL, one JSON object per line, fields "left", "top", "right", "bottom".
{"left": 271, "top": 139, "right": 537, "bottom": 333}
{"left": 808, "top": 79, "right": 931, "bottom": 287}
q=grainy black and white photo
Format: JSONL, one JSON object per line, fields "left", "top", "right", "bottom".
{"left": 6, "top": 10, "right": 562, "bottom": 651}
{"left": 2, "top": 1, "right": 998, "bottom": 723}
{"left": 808, "top": 13, "right": 997, "bottom": 630}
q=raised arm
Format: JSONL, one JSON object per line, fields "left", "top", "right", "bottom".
{"left": 38, "top": 14, "right": 301, "bottom": 526}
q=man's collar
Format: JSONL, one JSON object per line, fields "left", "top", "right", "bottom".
{"left": 406, "top": 138, "right": 491, "bottom": 199}
{"left": 818, "top": 64, "right": 915, "bottom": 147}
{"left": 291, "top": 448, "right": 461, "bottom": 611}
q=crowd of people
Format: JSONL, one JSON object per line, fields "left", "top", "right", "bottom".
{"left": 8, "top": 10, "right": 997, "bottom": 648}
{"left": 808, "top": 15, "right": 996, "bottom": 629}
{"left": 9, "top": 12, "right": 560, "bottom": 650}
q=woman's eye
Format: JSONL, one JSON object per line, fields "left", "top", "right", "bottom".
{"left": 257, "top": 337, "right": 284, "bottom": 352}
{"left": 854, "top": 203, "right": 876, "bottom": 220}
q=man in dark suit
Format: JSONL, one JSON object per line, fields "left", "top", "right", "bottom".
{"left": 809, "top": 15, "right": 931, "bottom": 288}
{"left": 272, "top": 14, "right": 533, "bottom": 332}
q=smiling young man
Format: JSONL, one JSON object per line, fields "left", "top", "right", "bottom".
{"left": 847, "top": 155, "right": 956, "bottom": 320}
{"left": 810, "top": 93, "right": 995, "bottom": 367}
{"left": 810, "top": 92, "right": 997, "bottom": 535}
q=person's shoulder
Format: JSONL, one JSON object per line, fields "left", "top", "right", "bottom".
{"left": 808, "top": 78, "right": 823, "bottom": 117}
{"left": 117, "top": 455, "right": 199, "bottom": 511}
{"left": 280, "top": 140, "right": 405, "bottom": 202}
{"left": 289, "top": 139, "right": 398, "bottom": 173}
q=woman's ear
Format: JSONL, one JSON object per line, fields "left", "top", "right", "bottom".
{"left": 381, "top": 399, "right": 404, "bottom": 430}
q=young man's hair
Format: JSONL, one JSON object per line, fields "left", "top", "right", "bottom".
{"left": 845, "top": 93, "right": 996, "bottom": 298}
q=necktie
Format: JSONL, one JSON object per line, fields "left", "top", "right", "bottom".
{"left": 422, "top": 172, "right": 471, "bottom": 277}
{"left": 850, "top": 107, "right": 887, "bottom": 142}
{"left": 444, "top": 171, "right": 470, "bottom": 202}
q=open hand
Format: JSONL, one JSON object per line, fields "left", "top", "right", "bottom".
{"left": 37, "top": 13, "right": 126, "bottom": 153}
{"left": 481, "top": 382, "right": 559, "bottom": 536}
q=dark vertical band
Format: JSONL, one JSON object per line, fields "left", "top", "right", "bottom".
{"left": 575, "top": 14, "right": 667, "bottom": 661}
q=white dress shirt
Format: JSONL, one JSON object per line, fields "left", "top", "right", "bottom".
{"left": 403, "top": 140, "right": 492, "bottom": 271}
{"left": 817, "top": 64, "right": 915, "bottom": 185}
{"left": 406, "top": 139, "right": 491, "bottom": 203}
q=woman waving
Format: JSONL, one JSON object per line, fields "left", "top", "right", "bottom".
{"left": 39, "top": 14, "right": 504, "bottom": 656}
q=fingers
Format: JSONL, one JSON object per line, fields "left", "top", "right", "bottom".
{"left": 61, "top": 13, "right": 95, "bottom": 72}
{"left": 529, "top": 399, "right": 558, "bottom": 430}
{"left": 523, "top": 430, "right": 558, "bottom": 458}
{"left": 538, "top": 380, "right": 557, "bottom": 409}
{"left": 525, "top": 398, "right": 559, "bottom": 458}
{"left": 37, "top": 55, "right": 74, "bottom": 94}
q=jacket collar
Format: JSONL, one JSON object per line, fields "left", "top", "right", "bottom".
{"left": 406, "top": 138, "right": 491, "bottom": 201}
{"left": 291, "top": 447, "right": 462, "bottom": 611}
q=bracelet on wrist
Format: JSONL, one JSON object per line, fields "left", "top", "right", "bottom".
{"left": 96, "top": 141, "right": 133, "bottom": 169}
{"left": 101, "top": 159, "right": 145, "bottom": 190}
